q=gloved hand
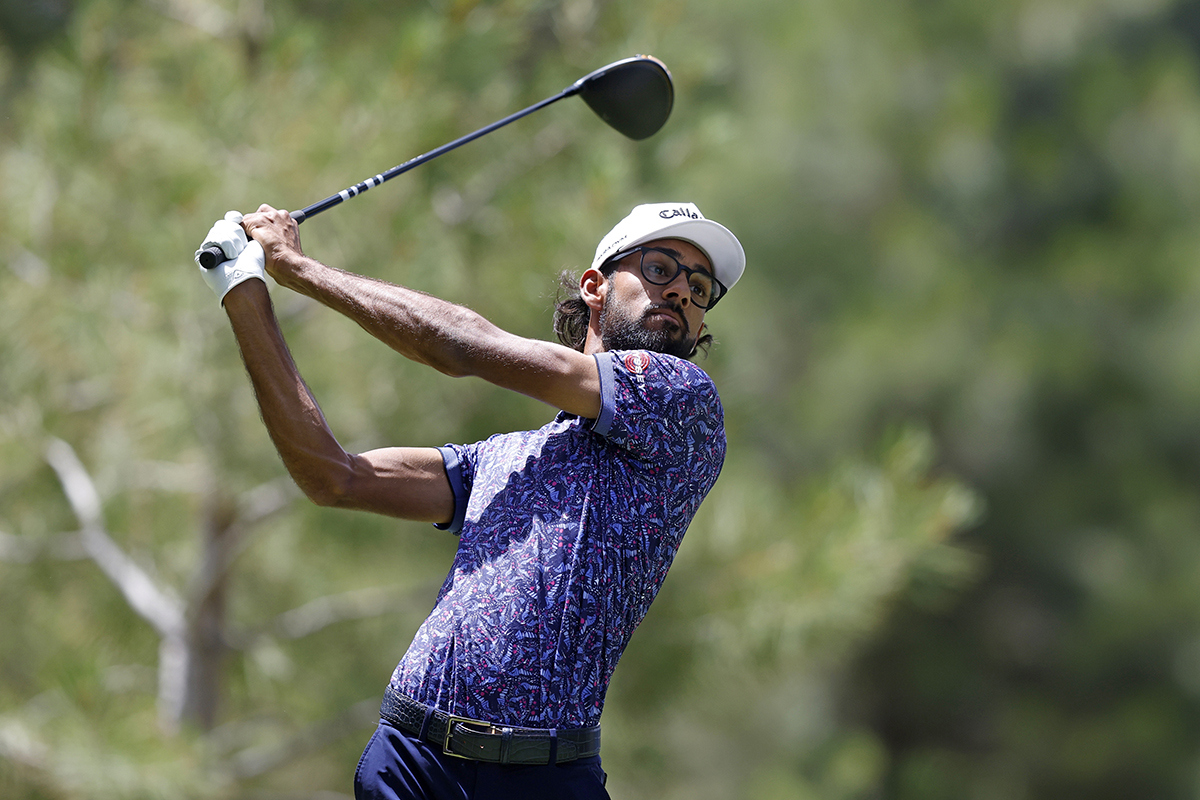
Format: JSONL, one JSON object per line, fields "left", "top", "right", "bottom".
{"left": 195, "top": 211, "right": 266, "bottom": 304}
{"left": 195, "top": 210, "right": 248, "bottom": 264}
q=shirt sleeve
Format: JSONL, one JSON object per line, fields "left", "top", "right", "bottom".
{"left": 433, "top": 444, "right": 473, "bottom": 535}
{"left": 590, "top": 350, "right": 726, "bottom": 472}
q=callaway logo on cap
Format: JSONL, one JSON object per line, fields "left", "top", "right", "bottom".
{"left": 591, "top": 202, "right": 747, "bottom": 293}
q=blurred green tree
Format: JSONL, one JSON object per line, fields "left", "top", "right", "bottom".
{"left": 0, "top": 0, "right": 1093, "bottom": 797}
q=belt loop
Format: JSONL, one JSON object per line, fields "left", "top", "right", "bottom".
{"left": 498, "top": 727, "right": 514, "bottom": 765}
{"left": 547, "top": 729, "right": 558, "bottom": 766}
{"left": 419, "top": 705, "right": 435, "bottom": 741}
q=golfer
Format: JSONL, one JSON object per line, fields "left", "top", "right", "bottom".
{"left": 195, "top": 201, "right": 745, "bottom": 799}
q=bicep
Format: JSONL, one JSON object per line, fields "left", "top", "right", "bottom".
{"left": 333, "top": 446, "right": 456, "bottom": 524}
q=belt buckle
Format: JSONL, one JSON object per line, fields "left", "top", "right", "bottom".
{"left": 442, "top": 713, "right": 498, "bottom": 759}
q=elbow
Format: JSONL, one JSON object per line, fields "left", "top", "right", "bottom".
{"left": 423, "top": 347, "right": 474, "bottom": 379}
{"left": 302, "top": 482, "right": 344, "bottom": 508}
{"left": 295, "top": 476, "right": 345, "bottom": 508}
{"left": 287, "top": 457, "right": 356, "bottom": 509}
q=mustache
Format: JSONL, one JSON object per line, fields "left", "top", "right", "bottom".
{"left": 643, "top": 302, "right": 689, "bottom": 336}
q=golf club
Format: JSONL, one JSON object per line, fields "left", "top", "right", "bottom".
{"left": 199, "top": 55, "right": 674, "bottom": 269}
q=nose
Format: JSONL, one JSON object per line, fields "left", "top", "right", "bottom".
{"left": 661, "top": 272, "right": 691, "bottom": 307}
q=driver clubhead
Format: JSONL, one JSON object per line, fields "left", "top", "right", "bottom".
{"left": 574, "top": 56, "right": 674, "bottom": 141}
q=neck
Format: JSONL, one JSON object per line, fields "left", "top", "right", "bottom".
{"left": 582, "top": 323, "right": 606, "bottom": 356}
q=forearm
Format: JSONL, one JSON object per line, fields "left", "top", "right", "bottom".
{"left": 221, "top": 280, "right": 454, "bottom": 522}
{"left": 240, "top": 204, "right": 600, "bottom": 417}
{"left": 274, "top": 253, "right": 516, "bottom": 378}
{"left": 222, "top": 280, "right": 354, "bottom": 506}
{"left": 286, "top": 258, "right": 601, "bottom": 415}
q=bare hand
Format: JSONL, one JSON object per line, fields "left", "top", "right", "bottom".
{"left": 242, "top": 204, "right": 304, "bottom": 285}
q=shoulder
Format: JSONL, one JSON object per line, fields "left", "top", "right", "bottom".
{"left": 608, "top": 351, "right": 721, "bottom": 410}
{"left": 600, "top": 350, "right": 723, "bottom": 427}
{"left": 604, "top": 350, "right": 717, "bottom": 389}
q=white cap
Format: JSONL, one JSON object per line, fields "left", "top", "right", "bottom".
{"left": 591, "top": 203, "right": 746, "bottom": 292}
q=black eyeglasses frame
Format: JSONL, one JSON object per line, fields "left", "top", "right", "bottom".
{"left": 609, "top": 246, "right": 727, "bottom": 310}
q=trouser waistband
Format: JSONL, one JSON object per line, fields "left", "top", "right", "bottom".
{"left": 379, "top": 685, "right": 601, "bottom": 766}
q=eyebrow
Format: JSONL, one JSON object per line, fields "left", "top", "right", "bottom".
{"left": 651, "top": 246, "right": 714, "bottom": 277}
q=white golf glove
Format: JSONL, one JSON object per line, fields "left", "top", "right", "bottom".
{"left": 196, "top": 210, "right": 248, "bottom": 263}
{"left": 195, "top": 211, "right": 266, "bottom": 304}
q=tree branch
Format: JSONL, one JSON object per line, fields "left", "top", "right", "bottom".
{"left": 44, "top": 437, "right": 184, "bottom": 639}
{"left": 271, "top": 585, "right": 410, "bottom": 640}
{"left": 187, "top": 476, "right": 299, "bottom": 614}
{"left": 224, "top": 582, "right": 440, "bottom": 651}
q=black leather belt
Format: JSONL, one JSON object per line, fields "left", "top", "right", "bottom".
{"left": 379, "top": 686, "right": 601, "bottom": 765}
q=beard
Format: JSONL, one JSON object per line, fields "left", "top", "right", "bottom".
{"left": 599, "top": 297, "right": 695, "bottom": 359}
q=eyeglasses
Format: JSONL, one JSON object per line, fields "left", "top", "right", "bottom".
{"left": 612, "top": 246, "right": 727, "bottom": 309}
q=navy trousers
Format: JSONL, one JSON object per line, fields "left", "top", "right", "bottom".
{"left": 354, "top": 720, "right": 611, "bottom": 800}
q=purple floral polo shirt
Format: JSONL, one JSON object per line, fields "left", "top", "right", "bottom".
{"left": 387, "top": 349, "right": 726, "bottom": 729}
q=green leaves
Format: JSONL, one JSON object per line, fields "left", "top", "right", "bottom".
{"left": 12, "top": 0, "right": 1157, "bottom": 797}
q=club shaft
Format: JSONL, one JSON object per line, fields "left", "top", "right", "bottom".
{"left": 291, "top": 85, "right": 579, "bottom": 224}
{"left": 199, "top": 87, "right": 577, "bottom": 268}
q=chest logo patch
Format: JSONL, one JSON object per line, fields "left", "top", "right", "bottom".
{"left": 624, "top": 352, "right": 651, "bottom": 375}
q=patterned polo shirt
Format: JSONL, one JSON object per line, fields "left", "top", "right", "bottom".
{"left": 387, "top": 349, "right": 726, "bottom": 729}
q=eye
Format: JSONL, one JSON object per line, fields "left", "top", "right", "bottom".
{"left": 641, "top": 253, "right": 673, "bottom": 279}
{"left": 689, "top": 277, "right": 713, "bottom": 300}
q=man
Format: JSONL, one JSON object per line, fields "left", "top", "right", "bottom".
{"left": 195, "top": 201, "right": 746, "bottom": 799}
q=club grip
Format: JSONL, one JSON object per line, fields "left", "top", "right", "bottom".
{"left": 198, "top": 245, "right": 226, "bottom": 270}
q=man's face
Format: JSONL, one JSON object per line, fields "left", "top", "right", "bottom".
{"left": 598, "top": 238, "right": 712, "bottom": 359}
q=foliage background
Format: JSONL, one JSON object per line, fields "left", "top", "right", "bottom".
{"left": 3, "top": 0, "right": 1200, "bottom": 797}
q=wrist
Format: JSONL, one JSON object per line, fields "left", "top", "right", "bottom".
{"left": 267, "top": 252, "right": 323, "bottom": 291}
{"left": 221, "top": 274, "right": 271, "bottom": 312}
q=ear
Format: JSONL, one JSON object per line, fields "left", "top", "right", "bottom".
{"left": 580, "top": 267, "right": 608, "bottom": 313}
